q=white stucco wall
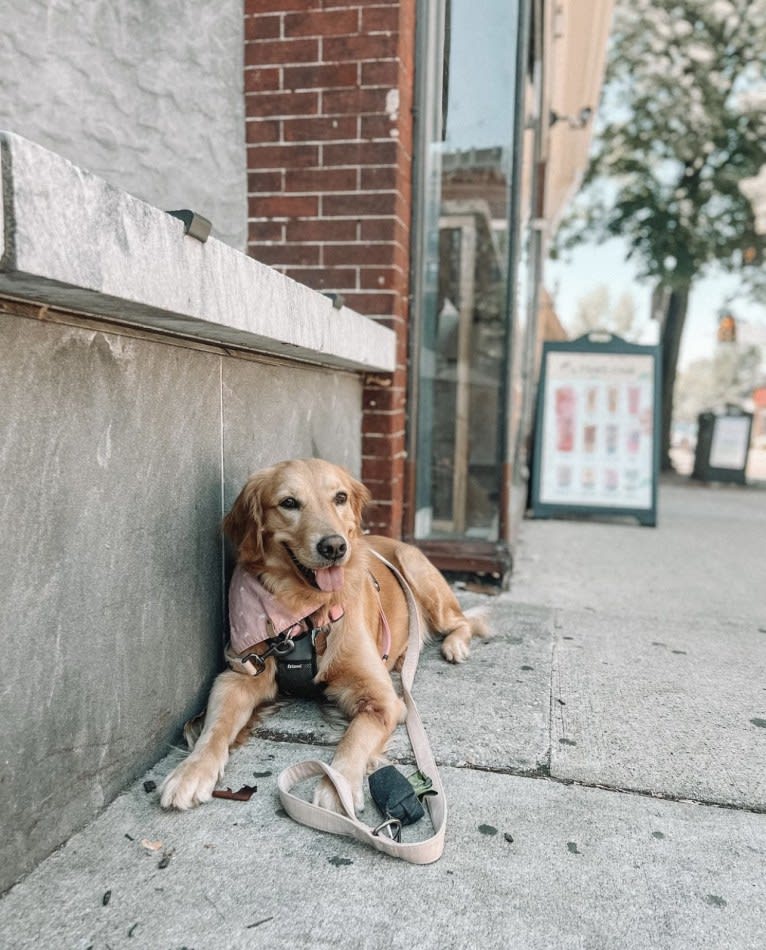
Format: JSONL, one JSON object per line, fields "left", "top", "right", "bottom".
{"left": 0, "top": 0, "right": 247, "bottom": 249}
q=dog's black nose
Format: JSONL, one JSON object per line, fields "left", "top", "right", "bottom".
{"left": 317, "top": 534, "right": 347, "bottom": 562}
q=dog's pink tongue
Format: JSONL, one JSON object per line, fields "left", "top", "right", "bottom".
{"left": 315, "top": 566, "right": 345, "bottom": 592}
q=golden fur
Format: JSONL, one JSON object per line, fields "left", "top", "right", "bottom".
{"left": 160, "top": 458, "right": 488, "bottom": 812}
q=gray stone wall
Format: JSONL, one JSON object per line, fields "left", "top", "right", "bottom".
{"left": 0, "top": 0, "right": 246, "bottom": 249}
{"left": 0, "top": 302, "right": 363, "bottom": 893}
{"left": 0, "top": 120, "right": 393, "bottom": 897}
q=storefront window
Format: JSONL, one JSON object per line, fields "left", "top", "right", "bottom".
{"left": 413, "top": 0, "right": 521, "bottom": 541}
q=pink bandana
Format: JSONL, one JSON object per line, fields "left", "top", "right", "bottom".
{"left": 228, "top": 564, "right": 328, "bottom": 654}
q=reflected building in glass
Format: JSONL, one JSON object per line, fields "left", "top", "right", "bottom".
{"left": 408, "top": 0, "right": 526, "bottom": 576}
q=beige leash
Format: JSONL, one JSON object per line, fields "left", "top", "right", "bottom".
{"left": 277, "top": 551, "right": 447, "bottom": 864}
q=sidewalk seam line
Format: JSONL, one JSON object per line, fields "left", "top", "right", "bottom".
{"left": 253, "top": 730, "right": 765, "bottom": 815}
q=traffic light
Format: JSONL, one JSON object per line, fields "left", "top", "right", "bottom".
{"left": 717, "top": 313, "right": 736, "bottom": 343}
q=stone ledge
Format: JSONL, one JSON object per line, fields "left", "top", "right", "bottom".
{"left": 0, "top": 131, "right": 395, "bottom": 373}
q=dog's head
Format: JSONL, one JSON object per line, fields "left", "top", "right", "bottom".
{"left": 223, "top": 458, "right": 371, "bottom": 595}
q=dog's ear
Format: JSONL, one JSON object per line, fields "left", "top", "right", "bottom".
{"left": 346, "top": 473, "right": 372, "bottom": 531}
{"left": 222, "top": 473, "right": 267, "bottom": 563}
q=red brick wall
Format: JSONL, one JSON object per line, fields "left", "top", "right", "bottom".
{"left": 244, "top": 0, "right": 415, "bottom": 537}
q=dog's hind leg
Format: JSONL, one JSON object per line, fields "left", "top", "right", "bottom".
{"left": 388, "top": 541, "right": 491, "bottom": 663}
{"left": 436, "top": 610, "right": 490, "bottom": 663}
{"left": 160, "top": 668, "right": 277, "bottom": 810}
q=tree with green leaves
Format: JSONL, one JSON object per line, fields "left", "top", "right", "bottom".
{"left": 556, "top": 0, "right": 766, "bottom": 468}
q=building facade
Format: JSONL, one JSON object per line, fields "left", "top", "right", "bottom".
{"left": 0, "top": 0, "right": 614, "bottom": 573}
{"left": 244, "top": 0, "right": 613, "bottom": 578}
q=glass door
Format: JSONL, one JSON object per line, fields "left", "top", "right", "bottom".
{"left": 412, "top": 0, "right": 523, "bottom": 543}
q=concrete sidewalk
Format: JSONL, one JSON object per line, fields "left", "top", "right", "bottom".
{"left": 1, "top": 478, "right": 765, "bottom": 949}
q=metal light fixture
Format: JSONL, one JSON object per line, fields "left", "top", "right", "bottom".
{"left": 167, "top": 209, "right": 212, "bottom": 243}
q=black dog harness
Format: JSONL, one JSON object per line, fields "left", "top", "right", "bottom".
{"left": 270, "top": 620, "right": 339, "bottom": 698}
{"left": 275, "top": 630, "right": 323, "bottom": 697}
{"left": 226, "top": 610, "right": 344, "bottom": 697}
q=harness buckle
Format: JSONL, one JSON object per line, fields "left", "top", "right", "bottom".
{"left": 372, "top": 817, "right": 402, "bottom": 842}
{"left": 240, "top": 652, "right": 267, "bottom": 675}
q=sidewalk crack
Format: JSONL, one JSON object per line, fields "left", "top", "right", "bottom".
{"left": 547, "top": 608, "right": 563, "bottom": 773}
{"left": 444, "top": 761, "right": 766, "bottom": 815}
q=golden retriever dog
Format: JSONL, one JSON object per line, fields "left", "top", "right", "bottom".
{"left": 160, "top": 458, "right": 488, "bottom": 813}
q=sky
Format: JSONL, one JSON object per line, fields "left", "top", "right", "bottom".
{"left": 546, "top": 238, "right": 766, "bottom": 370}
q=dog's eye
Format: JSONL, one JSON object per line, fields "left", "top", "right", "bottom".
{"left": 334, "top": 491, "right": 348, "bottom": 506}
{"left": 279, "top": 496, "right": 300, "bottom": 510}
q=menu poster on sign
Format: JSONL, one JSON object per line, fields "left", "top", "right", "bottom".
{"left": 534, "top": 346, "right": 659, "bottom": 518}
{"left": 708, "top": 415, "right": 751, "bottom": 470}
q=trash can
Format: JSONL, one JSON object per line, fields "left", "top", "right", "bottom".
{"left": 691, "top": 406, "right": 753, "bottom": 484}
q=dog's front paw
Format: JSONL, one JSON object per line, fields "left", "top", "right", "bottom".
{"left": 441, "top": 632, "right": 470, "bottom": 663}
{"left": 313, "top": 773, "right": 364, "bottom": 815}
{"left": 159, "top": 755, "right": 223, "bottom": 810}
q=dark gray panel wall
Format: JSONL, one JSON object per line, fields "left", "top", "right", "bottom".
{"left": 222, "top": 356, "right": 362, "bottom": 507}
{"left": 0, "top": 307, "right": 363, "bottom": 892}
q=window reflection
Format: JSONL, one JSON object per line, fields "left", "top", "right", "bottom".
{"left": 414, "top": 0, "right": 519, "bottom": 540}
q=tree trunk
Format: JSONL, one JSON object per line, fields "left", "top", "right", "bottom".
{"left": 659, "top": 281, "right": 691, "bottom": 471}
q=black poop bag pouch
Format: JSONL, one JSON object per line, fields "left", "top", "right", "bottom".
{"left": 368, "top": 765, "right": 425, "bottom": 825}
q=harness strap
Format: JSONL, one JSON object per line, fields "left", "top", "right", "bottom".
{"left": 277, "top": 551, "right": 446, "bottom": 865}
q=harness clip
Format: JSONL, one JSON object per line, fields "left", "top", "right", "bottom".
{"left": 269, "top": 635, "right": 297, "bottom": 657}
{"left": 241, "top": 635, "right": 296, "bottom": 676}
{"left": 372, "top": 817, "right": 402, "bottom": 842}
